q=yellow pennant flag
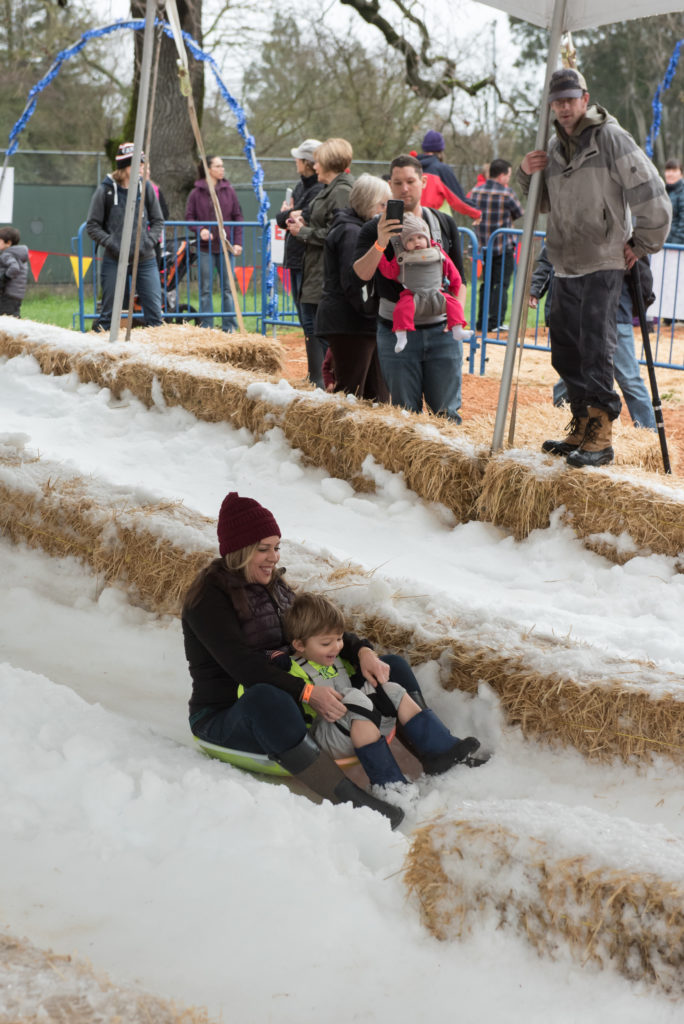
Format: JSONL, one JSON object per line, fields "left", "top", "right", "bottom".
{"left": 70, "top": 256, "right": 92, "bottom": 284}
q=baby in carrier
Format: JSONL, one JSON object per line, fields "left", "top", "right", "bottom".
{"left": 378, "top": 212, "right": 469, "bottom": 353}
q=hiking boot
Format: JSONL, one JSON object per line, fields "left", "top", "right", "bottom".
{"left": 566, "top": 406, "right": 614, "bottom": 467}
{"left": 541, "top": 414, "right": 588, "bottom": 457}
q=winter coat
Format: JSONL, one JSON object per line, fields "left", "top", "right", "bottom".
{"left": 275, "top": 173, "right": 325, "bottom": 271}
{"left": 298, "top": 172, "right": 354, "bottom": 304}
{"left": 182, "top": 558, "right": 368, "bottom": 717}
{"left": 417, "top": 153, "right": 468, "bottom": 204}
{"left": 517, "top": 105, "right": 671, "bottom": 276}
{"left": 315, "top": 207, "right": 377, "bottom": 337}
{"left": 666, "top": 177, "right": 684, "bottom": 246}
{"left": 185, "top": 178, "right": 244, "bottom": 251}
{"left": 0, "top": 245, "right": 29, "bottom": 300}
{"left": 86, "top": 174, "right": 163, "bottom": 264}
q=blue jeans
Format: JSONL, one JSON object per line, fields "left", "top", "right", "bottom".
{"left": 190, "top": 656, "right": 425, "bottom": 757}
{"left": 376, "top": 319, "right": 463, "bottom": 422}
{"left": 98, "top": 256, "right": 162, "bottom": 329}
{"left": 198, "top": 250, "right": 236, "bottom": 331}
{"left": 553, "top": 322, "right": 656, "bottom": 430}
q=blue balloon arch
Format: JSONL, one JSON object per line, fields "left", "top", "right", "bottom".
{"left": 647, "top": 38, "right": 683, "bottom": 159}
{"left": 4, "top": 18, "right": 277, "bottom": 317}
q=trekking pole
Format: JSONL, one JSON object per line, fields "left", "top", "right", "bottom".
{"left": 627, "top": 259, "right": 671, "bottom": 474}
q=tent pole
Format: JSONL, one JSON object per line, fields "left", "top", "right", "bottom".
{"left": 109, "top": 0, "right": 156, "bottom": 344}
{"left": 491, "top": 0, "right": 567, "bottom": 451}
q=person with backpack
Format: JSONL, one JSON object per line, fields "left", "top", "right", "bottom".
{"left": 352, "top": 154, "right": 467, "bottom": 422}
{"left": 86, "top": 142, "right": 164, "bottom": 331}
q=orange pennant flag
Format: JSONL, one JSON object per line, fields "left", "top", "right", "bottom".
{"left": 27, "top": 250, "right": 48, "bottom": 282}
{"left": 70, "top": 256, "right": 92, "bottom": 284}
{"left": 234, "top": 266, "right": 254, "bottom": 294}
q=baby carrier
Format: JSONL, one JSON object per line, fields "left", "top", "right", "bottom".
{"left": 392, "top": 238, "right": 447, "bottom": 320}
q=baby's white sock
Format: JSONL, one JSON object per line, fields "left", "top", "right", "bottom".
{"left": 452, "top": 324, "right": 470, "bottom": 341}
{"left": 394, "top": 330, "right": 408, "bottom": 353}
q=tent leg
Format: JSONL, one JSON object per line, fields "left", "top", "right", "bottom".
{"left": 491, "top": 0, "right": 568, "bottom": 452}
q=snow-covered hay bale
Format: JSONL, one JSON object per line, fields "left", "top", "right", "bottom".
{"left": 0, "top": 438, "right": 211, "bottom": 615}
{"left": 132, "top": 322, "right": 286, "bottom": 374}
{"left": 478, "top": 448, "right": 684, "bottom": 563}
{"left": 0, "top": 322, "right": 487, "bottom": 525}
{"left": 0, "top": 930, "right": 218, "bottom": 1023}
{"left": 404, "top": 802, "right": 684, "bottom": 995}
{"left": 477, "top": 449, "right": 565, "bottom": 538}
{"left": 557, "top": 468, "right": 684, "bottom": 560}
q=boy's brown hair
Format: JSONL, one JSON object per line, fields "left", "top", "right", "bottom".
{"left": 283, "top": 593, "right": 345, "bottom": 643}
{"left": 0, "top": 227, "right": 20, "bottom": 245}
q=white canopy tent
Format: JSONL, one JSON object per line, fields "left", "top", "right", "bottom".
{"left": 475, "top": 0, "right": 684, "bottom": 450}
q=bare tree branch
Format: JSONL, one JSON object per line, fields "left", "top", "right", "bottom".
{"left": 339, "top": 0, "right": 495, "bottom": 100}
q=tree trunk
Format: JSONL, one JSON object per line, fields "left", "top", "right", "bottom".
{"left": 128, "top": 0, "right": 204, "bottom": 217}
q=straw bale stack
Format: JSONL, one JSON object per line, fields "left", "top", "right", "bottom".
{"left": 131, "top": 323, "right": 286, "bottom": 374}
{"left": 2, "top": 439, "right": 684, "bottom": 764}
{"left": 0, "top": 930, "right": 218, "bottom": 1023}
{"left": 479, "top": 447, "right": 684, "bottom": 563}
{"left": 0, "top": 440, "right": 212, "bottom": 615}
{"left": 404, "top": 803, "right": 684, "bottom": 995}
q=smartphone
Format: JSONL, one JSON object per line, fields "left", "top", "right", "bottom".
{"left": 386, "top": 199, "right": 404, "bottom": 223}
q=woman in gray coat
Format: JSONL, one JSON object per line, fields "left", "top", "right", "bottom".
{"left": 287, "top": 138, "right": 353, "bottom": 387}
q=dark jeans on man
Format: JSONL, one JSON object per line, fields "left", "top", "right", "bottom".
{"left": 549, "top": 269, "right": 624, "bottom": 420}
{"left": 477, "top": 249, "right": 514, "bottom": 331}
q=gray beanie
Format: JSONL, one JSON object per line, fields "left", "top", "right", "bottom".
{"left": 401, "top": 213, "right": 430, "bottom": 247}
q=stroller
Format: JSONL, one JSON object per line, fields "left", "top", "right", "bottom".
{"left": 158, "top": 232, "right": 200, "bottom": 324}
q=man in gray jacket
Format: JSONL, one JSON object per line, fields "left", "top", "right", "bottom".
{"left": 519, "top": 68, "right": 670, "bottom": 467}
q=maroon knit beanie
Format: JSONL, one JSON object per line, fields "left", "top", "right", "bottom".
{"left": 217, "top": 492, "right": 281, "bottom": 556}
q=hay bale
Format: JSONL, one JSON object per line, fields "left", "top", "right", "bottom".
{"left": 0, "top": 440, "right": 213, "bottom": 615}
{"left": 477, "top": 449, "right": 565, "bottom": 538}
{"left": 133, "top": 323, "right": 286, "bottom": 374}
{"left": 557, "top": 468, "right": 684, "bottom": 559}
{"left": 404, "top": 802, "right": 684, "bottom": 995}
{"left": 0, "top": 929, "right": 218, "bottom": 1023}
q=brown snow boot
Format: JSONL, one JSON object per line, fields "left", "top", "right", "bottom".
{"left": 541, "top": 414, "right": 588, "bottom": 457}
{"left": 566, "top": 406, "right": 614, "bottom": 467}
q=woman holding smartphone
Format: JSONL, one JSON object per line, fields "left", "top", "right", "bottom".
{"left": 275, "top": 139, "right": 324, "bottom": 343}
{"left": 286, "top": 138, "right": 354, "bottom": 388}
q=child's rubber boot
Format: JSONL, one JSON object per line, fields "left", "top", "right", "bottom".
{"left": 354, "top": 736, "right": 407, "bottom": 786}
{"left": 399, "top": 709, "right": 485, "bottom": 775}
